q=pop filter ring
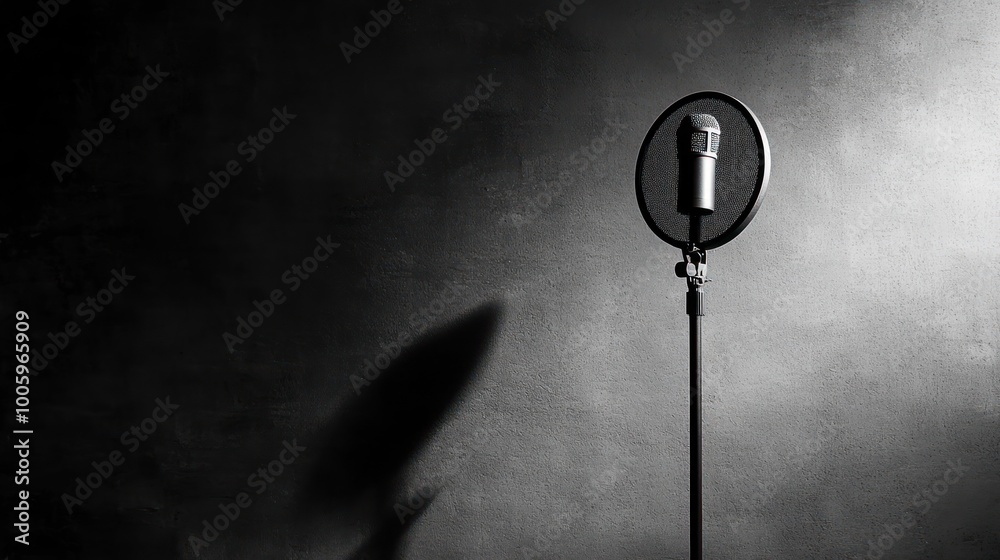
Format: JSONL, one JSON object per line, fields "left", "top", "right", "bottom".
{"left": 635, "top": 91, "right": 771, "bottom": 250}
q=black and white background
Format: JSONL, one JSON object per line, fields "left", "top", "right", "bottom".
{"left": 2, "top": 0, "right": 999, "bottom": 558}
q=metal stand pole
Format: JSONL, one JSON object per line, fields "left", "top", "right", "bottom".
{"left": 689, "top": 306, "right": 703, "bottom": 560}
{"left": 677, "top": 245, "right": 707, "bottom": 560}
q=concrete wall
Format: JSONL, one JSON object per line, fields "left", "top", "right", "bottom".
{"left": 5, "top": 0, "right": 998, "bottom": 558}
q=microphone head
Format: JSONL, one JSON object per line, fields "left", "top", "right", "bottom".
{"left": 688, "top": 113, "right": 720, "bottom": 130}
{"left": 687, "top": 113, "right": 721, "bottom": 158}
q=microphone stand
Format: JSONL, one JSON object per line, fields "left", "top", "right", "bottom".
{"left": 676, "top": 234, "right": 708, "bottom": 560}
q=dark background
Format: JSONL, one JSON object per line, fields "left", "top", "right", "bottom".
{"left": 3, "top": 0, "right": 999, "bottom": 558}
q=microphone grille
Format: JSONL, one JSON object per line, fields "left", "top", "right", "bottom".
{"left": 691, "top": 131, "right": 709, "bottom": 152}
{"left": 688, "top": 113, "right": 720, "bottom": 154}
{"left": 688, "top": 113, "right": 720, "bottom": 130}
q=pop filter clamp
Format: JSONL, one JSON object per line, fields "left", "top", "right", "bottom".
{"left": 635, "top": 91, "right": 770, "bottom": 559}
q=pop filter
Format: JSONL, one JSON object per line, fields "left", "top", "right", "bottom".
{"left": 636, "top": 91, "right": 770, "bottom": 250}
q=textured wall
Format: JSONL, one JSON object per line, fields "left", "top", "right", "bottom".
{"left": 4, "top": 0, "right": 998, "bottom": 559}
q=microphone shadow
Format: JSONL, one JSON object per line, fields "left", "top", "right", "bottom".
{"left": 297, "top": 301, "right": 503, "bottom": 559}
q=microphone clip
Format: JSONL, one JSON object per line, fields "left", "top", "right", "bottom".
{"left": 675, "top": 245, "right": 708, "bottom": 288}
{"left": 676, "top": 245, "right": 709, "bottom": 316}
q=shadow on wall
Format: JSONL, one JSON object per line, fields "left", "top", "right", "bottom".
{"left": 297, "top": 302, "right": 503, "bottom": 559}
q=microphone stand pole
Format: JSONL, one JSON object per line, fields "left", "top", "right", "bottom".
{"left": 676, "top": 239, "right": 707, "bottom": 560}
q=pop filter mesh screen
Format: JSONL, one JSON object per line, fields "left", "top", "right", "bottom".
{"left": 636, "top": 93, "right": 768, "bottom": 250}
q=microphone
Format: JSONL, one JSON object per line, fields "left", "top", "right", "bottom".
{"left": 686, "top": 113, "right": 720, "bottom": 214}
